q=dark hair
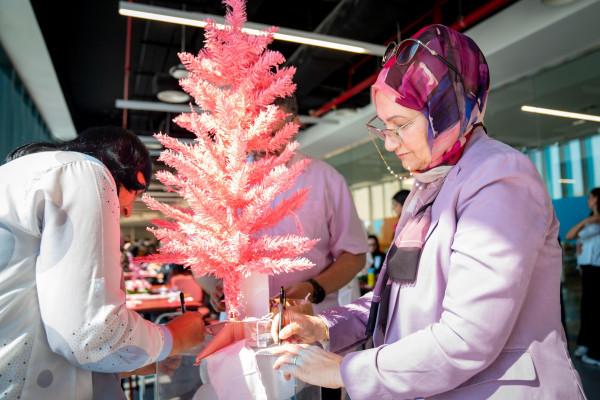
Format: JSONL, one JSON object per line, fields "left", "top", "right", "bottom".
{"left": 591, "top": 187, "right": 600, "bottom": 214}
{"left": 393, "top": 189, "right": 410, "bottom": 205}
{"left": 273, "top": 94, "right": 298, "bottom": 116}
{"left": 6, "top": 126, "right": 151, "bottom": 193}
{"left": 368, "top": 234, "right": 380, "bottom": 247}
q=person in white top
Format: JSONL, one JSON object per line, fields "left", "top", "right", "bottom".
{"left": 0, "top": 127, "right": 206, "bottom": 399}
{"left": 565, "top": 187, "right": 600, "bottom": 366}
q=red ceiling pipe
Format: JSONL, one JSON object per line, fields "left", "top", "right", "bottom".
{"left": 311, "top": 0, "right": 514, "bottom": 118}
{"left": 318, "top": 7, "right": 438, "bottom": 118}
{"left": 347, "top": 55, "right": 372, "bottom": 90}
{"left": 122, "top": 0, "right": 133, "bottom": 128}
{"left": 312, "top": 74, "right": 378, "bottom": 118}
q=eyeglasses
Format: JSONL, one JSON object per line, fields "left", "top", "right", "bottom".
{"left": 383, "top": 38, "right": 474, "bottom": 98}
{"left": 366, "top": 113, "right": 419, "bottom": 142}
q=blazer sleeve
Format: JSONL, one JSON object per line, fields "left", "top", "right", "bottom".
{"left": 34, "top": 158, "right": 172, "bottom": 373}
{"left": 319, "top": 291, "right": 373, "bottom": 353}
{"left": 340, "top": 150, "right": 554, "bottom": 399}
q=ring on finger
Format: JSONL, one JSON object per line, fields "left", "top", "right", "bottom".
{"left": 292, "top": 355, "right": 298, "bottom": 366}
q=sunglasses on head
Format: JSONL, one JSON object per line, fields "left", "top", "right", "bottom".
{"left": 382, "top": 38, "right": 475, "bottom": 98}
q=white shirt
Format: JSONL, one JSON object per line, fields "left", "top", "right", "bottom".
{"left": 577, "top": 222, "right": 600, "bottom": 266}
{"left": 0, "top": 151, "right": 171, "bottom": 399}
{"left": 266, "top": 152, "right": 368, "bottom": 314}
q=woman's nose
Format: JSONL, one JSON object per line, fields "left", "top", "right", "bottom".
{"left": 384, "top": 134, "right": 400, "bottom": 152}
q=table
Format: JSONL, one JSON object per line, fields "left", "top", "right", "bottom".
{"left": 126, "top": 292, "right": 202, "bottom": 314}
{"left": 150, "top": 284, "right": 173, "bottom": 294}
{"left": 124, "top": 270, "right": 158, "bottom": 280}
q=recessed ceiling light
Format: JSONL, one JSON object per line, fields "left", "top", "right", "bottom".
{"left": 521, "top": 106, "right": 600, "bottom": 122}
{"left": 118, "top": 2, "right": 384, "bottom": 55}
{"left": 541, "top": 0, "right": 579, "bottom": 6}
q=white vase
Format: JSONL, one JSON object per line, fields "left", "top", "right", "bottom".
{"left": 238, "top": 272, "right": 270, "bottom": 319}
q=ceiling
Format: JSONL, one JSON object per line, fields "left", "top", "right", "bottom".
{"left": 27, "top": 0, "right": 521, "bottom": 136}
{"left": 22, "top": 0, "right": 517, "bottom": 223}
{"left": 3, "top": 0, "right": 600, "bottom": 226}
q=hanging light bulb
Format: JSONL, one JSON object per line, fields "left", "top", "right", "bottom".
{"left": 169, "top": 63, "right": 188, "bottom": 79}
{"left": 153, "top": 73, "right": 191, "bottom": 103}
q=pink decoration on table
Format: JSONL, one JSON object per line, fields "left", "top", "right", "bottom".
{"left": 136, "top": 0, "right": 317, "bottom": 317}
{"left": 129, "top": 254, "right": 143, "bottom": 281}
{"left": 125, "top": 278, "right": 152, "bottom": 294}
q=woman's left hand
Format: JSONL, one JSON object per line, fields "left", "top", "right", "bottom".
{"left": 270, "top": 344, "right": 344, "bottom": 389}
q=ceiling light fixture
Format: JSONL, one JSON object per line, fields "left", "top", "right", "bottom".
{"left": 521, "top": 106, "right": 600, "bottom": 122}
{"left": 115, "top": 99, "right": 339, "bottom": 125}
{"left": 169, "top": 64, "right": 188, "bottom": 79}
{"left": 115, "top": 99, "right": 201, "bottom": 113}
{"left": 118, "top": 1, "right": 385, "bottom": 55}
{"left": 540, "top": 0, "right": 579, "bottom": 6}
{"left": 156, "top": 90, "right": 190, "bottom": 103}
{"left": 152, "top": 73, "right": 190, "bottom": 103}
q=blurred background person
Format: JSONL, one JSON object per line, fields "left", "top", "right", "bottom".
{"left": 391, "top": 189, "right": 410, "bottom": 236}
{"left": 565, "top": 187, "right": 600, "bottom": 366}
{"left": 367, "top": 234, "right": 386, "bottom": 274}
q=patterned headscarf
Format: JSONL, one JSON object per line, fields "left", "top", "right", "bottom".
{"left": 367, "top": 25, "right": 490, "bottom": 340}
{"left": 372, "top": 24, "right": 489, "bottom": 170}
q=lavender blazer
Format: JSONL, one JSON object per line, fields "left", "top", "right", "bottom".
{"left": 320, "top": 129, "right": 586, "bottom": 399}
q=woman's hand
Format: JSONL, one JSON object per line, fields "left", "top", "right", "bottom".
{"left": 271, "top": 310, "right": 329, "bottom": 344}
{"left": 271, "top": 344, "right": 344, "bottom": 388}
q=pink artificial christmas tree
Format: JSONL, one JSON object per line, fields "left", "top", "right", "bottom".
{"left": 138, "top": 0, "right": 317, "bottom": 318}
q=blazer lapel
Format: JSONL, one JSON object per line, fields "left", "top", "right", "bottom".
{"left": 383, "top": 165, "right": 461, "bottom": 343}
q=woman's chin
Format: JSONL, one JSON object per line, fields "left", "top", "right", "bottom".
{"left": 401, "top": 158, "right": 430, "bottom": 172}
{"left": 400, "top": 160, "right": 413, "bottom": 172}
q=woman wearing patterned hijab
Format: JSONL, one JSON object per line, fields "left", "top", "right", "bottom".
{"left": 271, "top": 25, "right": 585, "bottom": 399}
